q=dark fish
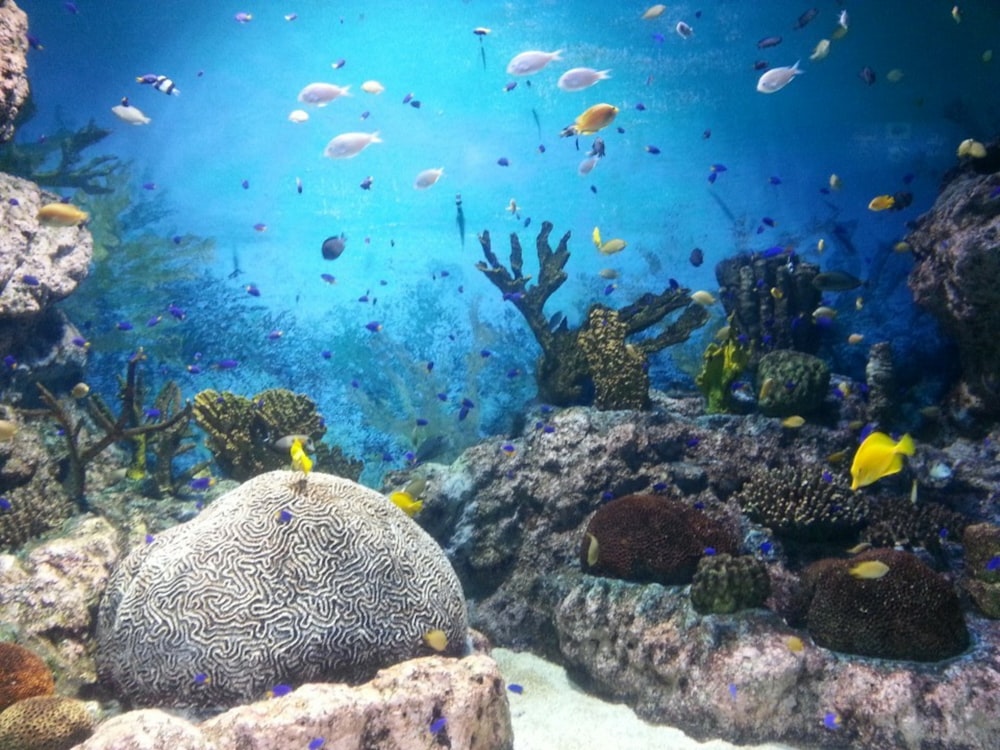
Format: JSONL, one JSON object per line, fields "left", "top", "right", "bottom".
{"left": 497, "top": 157, "right": 510, "bottom": 166}
{"left": 635, "top": 102, "right": 646, "bottom": 111}
{"left": 812, "top": 270, "right": 862, "bottom": 292}
{"left": 859, "top": 66, "right": 876, "bottom": 85}
{"left": 455, "top": 193, "right": 465, "bottom": 248}
{"left": 702, "top": 128, "right": 711, "bottom": 139}
{"left": 645, "top": 145, "right": 661, "bottom": 155}
{"left": 410, "top": 100, "right": 421, "bottom": 108}
{"left": 689, "top": 247, "right": 704, "bottom": 267}
{"left": 504, "top": 81, "right": 517, "bottom": 92}
{"left": 753, "top": 60, "right": 769, "bottom": 70}
{"left": 793, "top": 8, "right": 818, "bottom": 30}
{"left": 360, "top": 176, "right": 373, "bottom": 190}
{"left": 322, "top": 234, "right": 347, "bottom": 260}
{"left": 757, "top": 36, "right": 782, "bottom": 49}
{"left": 531, "top": 108, "right": 541, "bottom": 139}
{"left": 588, "top": 138, "right": 605, "bottom": 158}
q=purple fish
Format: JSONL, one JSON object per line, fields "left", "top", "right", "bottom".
{"left": 189, "top": 477, "right": 212, "bottom": 491}
{"left": 757, "top": 35, "right": 782, "bottom": 49}
{"left": 497, "top": 157, "right": 510, "bottom": 167}
{"left": 8, "top": 197, "right": 19, "bottom": 206}
{"left": 241, "top": 179, "right": 249, "bottom": 189}
{"left": 142, "top": 182, "right": 156, "bottom": 190}
{"left": 0, "top": 497, "right": 11, "bottom": 511}
{"left": 63, "top": 2, "right": 79, "bottom": 14}
{"left": 858, "top": 66, "right": 876, "bottom": 86}
{"left": 504, "top": 81, "right": 517, "bottom": 92}
{"left": 270, "top": 684, "right": 293, "bottom": 698}
{"left": 146, "top": 315, "right": 162, "bottom": 327}
{"left": 429, "top": 717, "right": 447, "bottom": 734}
{"left": 216, "top": 358, "right": 239, "bottom": 369}
{"left": 308, "top": 740, "right": 325, "bottom": 750}
{"left": 22, "top": 274, "right": 40, "bottom": 286}
{"left": 645, "top": 145, "right": 661, "bottom": 154}
{"left": 245, "top": 284, "right": 261, "bottom": 296}
{"left": 507, "top": 683, "right": 524, "bottom": 694}
{"left": 234, "top": 12, "right": 252, "bottom": 23}
{"left": 116, "top": 321, "right": 133, "bottom": 331}
{"left": 365, "top": 321, "right": 382, "bottom": 332}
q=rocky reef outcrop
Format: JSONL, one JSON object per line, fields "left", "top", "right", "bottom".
{"left": 907, "top": 154, "right": 1000, "bottom": 420}
{"left": 0, "top": 1, "right": 29, "bottom": 145}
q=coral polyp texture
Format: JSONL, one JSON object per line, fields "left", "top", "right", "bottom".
{"left": 580, "top": 494, "right": 739, "bottom": 585}
{"left": 800, "top": 548, "right": 969, "bottom": 662}
{"left": 0, "top": 695, "right": 94, "bottom": 750}
{"left": 690, "top": 553, "right": 771, "bottom": 615}
{"left": 0, "top": 643, "right": 54, "bottom": 712}
{"left": 755, "top": 349, "right": 831, "bottom": 418}
{"left": 96, "top": 471, "right": 468, "bottom": 708}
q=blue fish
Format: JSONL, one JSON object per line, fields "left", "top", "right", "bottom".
{"left": 308, "top": 740, "right": 325, "bottom": 750}
{"left": 986, "top": 555, "right": 1000, "bottom": 572}
{"left": 507, "top": 683, "right": 524, "bottom": 694}
{"left": 823, "top": 711, "right": 841, "bottom": 731}
{"left": 270, "top": 683, "right": 293, "bottom": 698}
{"left": 429, "top": 717, "right": 447, "bottom": 734}
{"left": 0, "top": 497, "right": 11, "bottom": 511}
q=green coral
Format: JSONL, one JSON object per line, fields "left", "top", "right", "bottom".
{"left": 193, "top": 388, "right": 361, "bottom": 481}
{"left": 690, "top": 553, "right": 771, "bottom": 615}
{"left": 756, "top": 350, "right": 830, "bottom": 418}
{"left": 578, "top": 307, "right": 649, "bottom": 410}
{"left": 695, "top": 336, "right": 748, "bottom": 413}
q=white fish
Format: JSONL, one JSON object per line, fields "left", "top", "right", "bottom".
{"left": 111, "top": 101, "right": 150, "bottom": 125}
{"left": 360, "top": 80, "right": 385, "bottom": 94}
{"left": 557, "top": 67, "right": 612, "bottom": 92}
{"left": 287, "top": 109, "right": 310, "bottom": 123}
{"left": 297, "top": 82, "right": 351, "bottom": 106}
{"left": 756, "top": 61, "right": 803, "bottom": 93}
{"left": 578, "top": 156, "right": 599, "bottom": 175}
{"left": 809, "top": 39, "right": 830, "bottom": 61}
{"left": 507, "top": 49, "right": 562, "bottom": 76}
{"left": 642, "top": 5, "right": 667, "bottom": 20}
{"left": 676, "top": 21, "right": 694, "bottom": 39}
{"left": 323, "top": 131, "right": 381, "bottom": 159}
{"left": 414, "top": 167, "right": 444, "bottom": 190}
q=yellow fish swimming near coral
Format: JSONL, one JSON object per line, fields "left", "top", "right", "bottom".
{"left": 849, "top": 431, "right": 914, "bottom": 490}
{"left": 289, "top": 437, "right": 312, "bottom": 474}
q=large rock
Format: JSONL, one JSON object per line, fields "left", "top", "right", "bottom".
{"left": 74, "top": 655, "right": 513, "bottom": 750}
{"left": 907, "top": 158, "right": 1000, "bottom": 418}
{"left": 96, "top": 471, "right": 468, "bottom": 708}
{"left": 0, "top": 1, "right": 29, "bottom": 144}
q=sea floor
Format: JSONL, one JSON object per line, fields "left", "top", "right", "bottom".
{"left": 493, "top": 648, "right": 800, "bottom": 750}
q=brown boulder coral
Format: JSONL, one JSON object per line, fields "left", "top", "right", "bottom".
{"left": 0, "top": 643, "right": 54, "bottom": 712}
{"left": 801, "top": 548, "right": 968, "bottom": 662}
{"left": 580, "top": 494, "right": 739, "bottom": 585}
{"left": 0, "top": 695, "right": 94, "bottom": 750}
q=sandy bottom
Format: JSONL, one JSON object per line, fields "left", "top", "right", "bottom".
{"left": 493, "top": 648, "right": 800, "bottom": 750}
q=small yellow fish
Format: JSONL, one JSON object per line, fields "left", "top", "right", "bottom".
{"left": 759, "top": 377, "right": 776, "bottom": 401}
{"left": 37, "top": 202, "right": 89, "bottom": 226}
{"left": 641, "top": 4, "right": 667, "bottom": 20}
{"left": 70, "top": 382, "right": 90, "bottom": 398}
{"left": 910, "top": 479, "right": 919, "bottom": 505}
{"left": 389, "top": 490, "right": 423, "bottom": 517}
{"left": 850, "top": 431, "right": 915, "bottom": 490}
{"left": 785, "top": 636, "right": 805, "bottom": 653}
{"left": 817, "top": 238, "right": 826, "bottom": 253}
{"left": 809, "top": 39, "right": 831, "bottom": 61}
{"left": 836, "top": 382, "right": 851, "bottom": 399}
{"left": 855, "top": 296, "right": 864, "bottom": 311}
{"left": 919, "top": 406, "right": 942, "bottom": 420}
{"left": 289, "top": 437, "right": 312, "bottom": 474}
{"left": 868, "top": 194, "right": 895, "bottom": 212}
{"left": 829, "top": 174, "right": 842, "bottom": 191}
{"left": 586, "top": 532, "right": 600, "bottom": 566}
{"left": 592, "top": 226, "right": 602, "bottom": 248}
{"left": 847, "top": 333, "right": 864, "bottom": 345}
{"left": 423, "top": 629, "right": 448, "bottom": 652}
{"left": 893, "top": 241, "right": 912, "bottom": 253}
{"left": 781, "top": 415, "right": 805, "bottom": 429}
{"left": 562, "top": 103, "right": 619, "bottom": 137}
{"left": 691, "top": 290, "right": 716, "bottom": 306}
{"left": 846, "top": 542, "right": 873, "bottom": 555}
{"left": 957, "top": 138, "right": 987, "bottom": 159}
{"left": 847, "top": 420, "right": 866, "bottom": 431}
{"left": 599, "top": 238, "right": 627, "bottom": 255}
{"left": 770, "top": 287, "right": 784, "bottom": 300}
{"left": 0, "top": 419, "right": 16, "bottom": 441}
{"left": 849, "top": 560, "right": 890, "bottom": 579}
{"left": 826, "top": 449, "right": 848, "bottom": 465}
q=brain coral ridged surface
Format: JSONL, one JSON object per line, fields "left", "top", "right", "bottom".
{"left": 96, "top": 471, "right": 468, "bottom": 708}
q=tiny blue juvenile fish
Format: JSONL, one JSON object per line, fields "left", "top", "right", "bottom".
{"left": 308, "top": 740, "right": 325, "bottom": 750}
{"left": 497, "top": 157, "right": 510, "bottom": 167}
{"left": 22, "top": 274, "right": 39, "bottom": 286}
{"left": 507, "top": 683, "right": 524, "bottom": 694}
{"left": 429, "top": 717, "right": 447, "bottom": 734}
{"left": 645, "top": 145, "right": 661, "bottom": 154}
{"left": 271, "top": 683, "right": 293, "bottom": 698}
{"left": 277, "top": 509, "right": 293, "bottom": 524}
{"left": 823, "top": 711, "right": 842, "bottom": 731}
{"left": 189, "top": 477, "right": 212, "bottom": 491}
{"left": 0, "top": 497, "right": 11, "bottom": 511}
{"left": 986, "top": 555, "right": 1000, "bottom": 572}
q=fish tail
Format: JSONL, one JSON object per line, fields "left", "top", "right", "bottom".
{"left": 896, "top": 433, "right": 915, "bottom": 456}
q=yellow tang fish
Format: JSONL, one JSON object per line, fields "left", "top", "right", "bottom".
{"left": 592, "top": 226, "right": 602, "bottom": 249}
{"left": 785, "top": 636, "right": 805, "bottom": 653}
{"left": 561, "top": 103, "right": 619, "bottom": 137}
{"left": 867, "top": 194, "right": 895, "bottom": 212}
{"left": 849, "top": 560, "right": 890, "bottom": 579}
{"left": 849, "top": 431, "right": 914, "bottom": 490}
{"left": 423, "top": 629, "right": 448, "bottom": 652}
{"left": 37, "top": 203, "right": 89, "bottom": 226}
{"left": 289, "top": 437, "right": 313, "bottom": 474}
{"left": 389, "top": 490, "right": 423, "bottom": 517}
{"left": 599, "top": 238, "right": 627, "bottom": 255}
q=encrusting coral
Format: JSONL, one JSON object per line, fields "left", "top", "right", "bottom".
{"left": 0, "top": 643, "right": 54, "bottom": 712}
{"left": 580, "top": 494, "right": 739, "bottom": 585}
{"left": 690, "top": 553, "right": 771, "bottom": 615}
{"left": 193, "top": 387, "right": 361, "bottom": 481}
{"left": 476, "top": 221, "right": 708, "bottom": 409}
{"left": 0, "top": 695, "right": 94, "bottom": 750}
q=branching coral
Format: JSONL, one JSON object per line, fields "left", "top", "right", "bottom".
{"left": 476, "top": 221, "right": 708, "bottom": 409}
{"left": 0, "top": 119, "right": 120, "bottom": 194}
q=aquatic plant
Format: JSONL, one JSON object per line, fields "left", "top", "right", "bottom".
{"left": 477, "top": 221, "right": 709, "bottom": 409}
{"left": 30, "top": 349, "right": 192, "bottom": 506}
{"left": 695, "top": 336, "right": 749, "bottom": 413}
{"left": 0, "top": 119, "right": 120, "bottom": 194}
{"left": 193, "top": 387, "right": 361, "bottom": 481}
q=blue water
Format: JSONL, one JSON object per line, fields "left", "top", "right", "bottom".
{"left": 14, "top": 0, "right": 999, "bottom": 482}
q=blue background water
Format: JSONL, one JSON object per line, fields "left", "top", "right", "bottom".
{"left": 13, "top": 0, "right": 999, "bottom": 483}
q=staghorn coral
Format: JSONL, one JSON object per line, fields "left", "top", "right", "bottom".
{"left": 580, "top": 494, "right": 739, "bottom": 585}
{"left": 736, "top": 464, "right": 867, "bottom": 543}
{"left": 755, "top": 350, "right": 830, "bottom": 418}
{"left": 96, "top": 471, "right": 468, "bottom": 708}
{"left": 695, "top": 336, "right": 749, "bottom": 413}
{"left": 0, "top": 643, "right": 54, "bottom": 712}
{"left": 800, "top": 548, "right": 968, "bottom": 661}
{"left": 476, "top": 221, "right": 708, "bottom": 409}
{"left": 0, "top": 695, "right": 94, "bottom": 750}
{"left": 690, "top": 553, "right": 771, "bottom": 615}
{"left": 0, "top": 120, "right": 120, "bottom": 195}
{"left": 193, "top": 387, "right": 360, "bottom": 481}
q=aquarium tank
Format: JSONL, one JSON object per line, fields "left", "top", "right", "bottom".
{"left": 1, "top": 1, "right": 999, "bottom": 748}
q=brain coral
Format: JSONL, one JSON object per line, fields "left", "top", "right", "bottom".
{"left": 96, "top": 471, "right": 468, "bottom": 708}
{"left": 802, "top": 548, "right": 968, "bottom": 662}
{"left": 580, "top": 494, "right": 739, "bottom": 585}
{"left": 0, "top": 643, "right": 54, "bottom": 711}
{"left": 0, "top": 695, "right": 94, "bottom": 750}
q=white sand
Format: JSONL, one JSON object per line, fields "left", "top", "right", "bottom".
{"left": 493, "top": 648, "right": 799, "bottom": 750}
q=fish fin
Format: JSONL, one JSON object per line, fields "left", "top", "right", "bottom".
{"left": 895, "top": 433, "right": 915, "bottom": 456}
